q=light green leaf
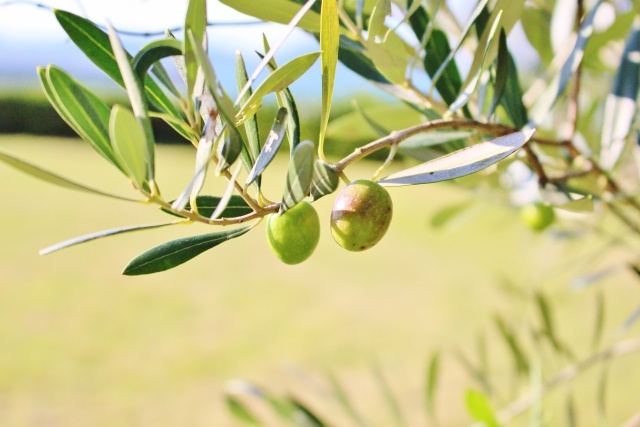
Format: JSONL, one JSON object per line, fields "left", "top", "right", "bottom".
{"left": 521, "top": 7, "right": 553, "bottom": 65}
{"left": 379, "top": 129, "right": 534, "bottom": 186}
{"left": 219, "top": 0, "right": 321, "bottom": 32}
{"left": 0, "top": 150, "right": 140, "bottom": 202}
{"left": 367, "top": 0, "right": 410, "bottom": 84}
{"left": 184, "top": 0, "right": 207, "bottom": 99}
{"left": 429, "top": 200, "right": 471, "bottom": 228}
{"left": 226, "top": 395, "right": 261, "bottom": 425}
{"left": 309, "top": 159, "right": 339, "bottom": 201}
{"left": 245, "top": 107, "right": 288, "bottom": 188}
{"left": 425, "top": 352, "right": 440, "bottom": 419}
{"left": 108, "top": 24, "right": 156, "bottom": 189}
{"left": 280, "top": 140, "right": 315, "bottom": 213}
{"left": 236, "top": 52, "right": 321, "bottom": 125}
{"left": 109, "top": 105, "right": 149, "bottom": 189}
{"left": 40, "top": 222, "right": 180, "bottom": 255}
{"left": 122, "top": 227, "right": 251, "bottom": 275}
{"left": 39, "top": 66, "right": 122, "bottom": 173}
{"left": 319, "top": 0, "right": 339, "bottom": 159}
{"left": 465, "top": 389, "right": 500, "bottom": 427}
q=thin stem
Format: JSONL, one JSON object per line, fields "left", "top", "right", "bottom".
{"left": 490, "top": 338, "right": 640, "bottom": 425}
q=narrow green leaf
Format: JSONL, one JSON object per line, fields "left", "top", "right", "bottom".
{"left": 122, "top": 227, "right": 251, "bottom": 275}
{"left": 597, "top": 364, "right": 609, "bottom": 419}
{"left": 337, "top": 36, "right": 389, "bottom": 84}
{"left": 40, "top": 222, "right": 179, "bottom": 255}
{"left": 236, "top": 52, "right": 261, "bottom": 169}
{"left": 280, "top": 140, "right": 315, "bottom": 213}
{"left": 108, "top": 24, "right": 156, "bottom": 189}
{"left": 465, "top": 389, "right": 500, "bottom": 427}
{"left": 528, "top": 0, "right": 603, "bottom": 127}
{"left": 327, "top": 373, "right": 369, "bottom": 427}
{"left": 216, "top": 127, "right": 243, "bottom": 175}
{"left": 39, "top": 66, "right": 123, "bottom": 173}
{"left": 109, "top": 105, "right": 149, "bottom": 189}
{"left": 454, "top": 348, "right": 493, "bottom": 394}
{"left": 225, "top": 396, "right": 261, "bottom": 425}
{"left": 191, "top": 135, "right": 215, "bottom": 206}
{"left": 494, "top": 315, "right": 529, "bottom": 375}
{"left": 319, "top": 0, "right": 339, "bottom": 158}
{"left": 288, "top": 397, "right": 327, "bottom": 427}
{"left": 245, "top": 107, "right": 288, "bottom": 187}
{"left": 219, "top": 0, "right": 321, "bottom": 32}
{"left": 501, "top": 52, "right": 529, "bottom": 129}
{"left": 599, "top": 21, "right": 640, "bottom": 170}
{"left": 566, "top": 392, "right": 577, "bottom": 427}
{"left": 488, "top": 29, "right": 509, "bottom": 119}
{"left": 425, "top": 352, "right": 440, "bottom": 419}
{"left": 236, "top": 52, "right": 320, "bottom": 125}
{"left": 54, "top": 10, "right": 183, "bottom": 119}
{"left": 379, "top": 129, "right": 535, "bottom": 186}
{"left": 148, "top": 111, "right": 199, "bottom": 145}
{"left": 0, "top": 150, "right": 139, "bottom": 202}
{"left": 309, "top": 159, "right": 339, "bottom": 201}
{"left": 184, "top": 0, "right": 207, "bottom": 98}
{"left": 132, "top": 38, "right": 183, "bottom": 84}
{"left": 163, "top": 195, "right": 252, "bottom": 219}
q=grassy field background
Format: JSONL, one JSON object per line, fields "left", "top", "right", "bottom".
{"left": 1, "top": 135, "right": 639, "bottom": 426}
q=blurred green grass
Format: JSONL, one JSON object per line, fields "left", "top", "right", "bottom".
{"left": 1, "top": 135, "right": 639, "bottom": 426}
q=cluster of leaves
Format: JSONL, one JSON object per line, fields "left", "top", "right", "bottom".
{"left": 223, "top": 289, "right": 640, "bottom": 426}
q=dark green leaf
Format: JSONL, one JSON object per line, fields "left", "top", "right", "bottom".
{"left": 163, "top": 195, "right": 252, "bottom": 219}
{"left": 122, "top": 227, "right": 250, "bottom": 275}
{"left": 379, "top": 129, "right": 534, "bottom": 186}
{"left": 245, "top": 107, "right": 288, "bottom": 187}
{"left": 465, "top": 389, "right": 500, "bottom": 427}
{"left": 216, "top": 127, "right": 243, "bottom": 175}
{"left": 236, "top": 52, "right": 261, "bottom": 170}
{"left": 309, "top": 160, "right": 339, "bottom": 201}
{"left": 54, "top": 10, "right": 183, "bottom": 119}
{"left": 288, "top": 397, "right": 327, "bottom": 427}
{"left": 501, "top": 52, "right": 529, "bottom": 129}
{"left": 488, "top": 29, "right": 509, "bottom": 119}
{"left": 280, "top": 140, "right": 315, "bottom": 213}
{"left": 40, "top": 222, "right": 179, "bottom": 255}
{"left": 337, "top": 36, "right": 389, "bottom": 83}
{"left": 132, "top": 38, "right": 183, "bottom": 84}
{"left": 0, "top": 150, "right": 139, "bottom": 202}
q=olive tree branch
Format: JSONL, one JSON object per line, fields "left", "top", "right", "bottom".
{"left": 488, "top": 337, "right": 640, "bottom": 425}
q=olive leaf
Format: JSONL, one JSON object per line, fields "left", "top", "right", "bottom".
{"left": 310, "top": 160, "right": 339, "bottom": 201}
{"left": 162, "top": 195, "right": 252, "bottom": 219}
{"left": 280, "top": 140, "right": 315, "bottom": 213}
{"left": 379, "top": 129, "right": 535, "bottom": 186}
{"left": 245, "top": 107, "right": 289, "bottom": 188}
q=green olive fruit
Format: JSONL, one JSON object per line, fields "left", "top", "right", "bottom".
{"left": 330, "top": 179, "right": 393, "bottom": 252}
{"left": 521, "top": 202, "right": 555, "bottom": 232}
{"left": 266, "top": 201, "right": 320, "bottom": 265}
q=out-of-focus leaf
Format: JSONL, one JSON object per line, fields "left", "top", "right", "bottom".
{"left": 163, "top": 195, "right": 252, "bottom": 219}
{"left": 372, "top": 365, "right": 406, "bottom": 427}
{"left": 327, "top": 373, "right": 369, "bottom": 427}
{"left": 535, "top": 292, "right": 565, "bottom": 355}
{"left": 245, "top": 107, "right": 288, "bottom": 188}
{"left": 236, "top": 52, "right": 320, "bottom": 125}
{"left": 40, "top": 222, "right": 179, "bottom": 255}
{"left": 597, "top": 365, "right": 609, "bottom": 419}
{"left": 551, "top": 0, "right": 577, "bottom": 54}
{"left": 566, "top": 392, "right": 577, "bottom": 427}
{"left": 455, "top": 348, "right": 492, "bottom": 394}
{"left": 184, "top": 0, "right": 207, "bottom": 99}
{"left": 38, "top": 66, "right": 122, "bottom": 172}
{"left": 447, "top": 11, "right": 503, "bottom": 114}
{"left": 54, "top": 10, "right": 183, "bottom": 119}
{"left": 593, "top": 291, "right": 605, "bottom": 350}
{"left": 488, "top": 29, "right": 509, "bottom": 119}
{"left": 430, "top": 200, "right": 471, "bottom": 228}
{"left": 528, "top": 0, "right": 603, "bottom": 127}
{"left": 310, "top": 160, "right": 339, "bottom": 201}
{"left": 280, "top": 140, "right": 315, "bottom": 213}
{"left": 122, "top": 226, "right": 251, "bottom": 275}
{"left": 620, "top": 305, "right": 640, "bottom": 334}
{"left": 0, "top": 150, "right": 140, "bottom": 202}
{"left": 521, "top": 7, "right": 553, "bottom": 65}
{"left": 288, "top": 397, "right": 327, "bottom": 427}
{"left": 219, "top": 0, "right": 321, "bottom": 32}
{"left": 108, "top": 24, "right": 156, "bottom": 189}
{"left": 352, "top": 100, "right": 390, "bottom": 137}
{"left": 465, "top": 389, "right": 500, "bottom": 427}
{"left": 398, "top": 131, "right": 472, "bottom": 161}
{"left": 319, "top": 0, "right": 339, "bottom": 158}
{"left": 226, "top": 395, "right": 261, "bottom": 425}
{"left": 495, "top": 315, "right": 529, "bottom": 375}
{"left": 571, "top": 264, "right": 623, "bottom": 289}
{"left": 425, "top": 352, "right": 440, "bottom": 419}
{"left": 599, "top": 20, "right": 640, "bottom": 170}
{"left": 366, "top": 0, "right": 410, "bottom": 84}
{"left": 109, "top": 105, "right": 149, "bottom": 189}
{"left": 379, "top": 129, "right": 534, "bottom": 186}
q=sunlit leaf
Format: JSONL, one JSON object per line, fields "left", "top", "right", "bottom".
{"left": 0, "top": 150, "right": 140, "bottom": 202}
{"left": 366, "top": 0, "right": 410, "bottom": 84}
{"left": 280, "top": 140, "right": 315, "bottom": 213}
{"left": 379, "top": 129, "right": 534, "bottom": 186}
{"left": 465, "top": 389, "right": 500, "bottom": 427}
{"left": 309, "top": 159, "right": 339, "bottom": 201}
{"left": 122, "top": 226, "right": 251, "bottom": 275}
{"left": 245, "top": 107, "right": 288, "bottom": 188}
{"left": 40, "top": 222, "right": 180, "bottom": 255}
{"left": 319, "top": 0, "right": 339, "bottom": 159}
{"left": 184, "top": 0, "right": 207, "bottom": 99}
{"left": 109, "top": 105, "right": 149, "bottom": 189}
{"left": 39, "top": 66, "right": 122, "bottom": 172}
{"left": 219, "top": 0, "right": 322, "bottom": 32}
{"left": 236, "top": 52, "right": 320, "bottom": 125}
